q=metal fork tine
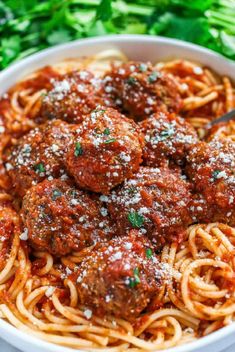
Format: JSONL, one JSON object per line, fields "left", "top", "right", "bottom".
{"left": 205, "top": 109, "right": 235, "bottom": 129}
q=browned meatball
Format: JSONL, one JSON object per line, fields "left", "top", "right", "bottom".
{"left": 39, "top": 70, "right": 103, "bottom": 123}
{"left": 66, "top": 107, "right": 144, "bottom": 194}
{"left": 189, "top": 194, "right": 214, "bottom": 224}
{"left": 22, "top": 179, "right": 113, "bottom": 256}
{"left": 139, "top": 111, "right": 198, "bottom": 167}
{"left": 75, "top": 230, "right": 162, "bottom": 321}
{"left": 4, "top": 120, "right": 75, "bottom": 196}
{"left": 106, "top": 166, "right": 192, "bottom": 247}
{"left": 100, "top": 61, "right": 182, "bottom": 121}
{"left": 186, "top": 139, "right": 235, "bottom": 225}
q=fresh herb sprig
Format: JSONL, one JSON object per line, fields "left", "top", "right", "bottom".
{"left": 128, "top": 211, "right": 144, "bottom": 228}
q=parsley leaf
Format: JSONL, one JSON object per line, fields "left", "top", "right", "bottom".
{"left": 148, "top": 72, "right": 159, "bottom": 83}
{"left": 47, "top": 28, "right": 72, "bottom": 46}
{"left": 126, "top": 77, "right": 137, "bottom": 85}
{"left": 96, "top": 0, "right": 112, "bottom": 22}
{"left": 1, "top": 35, "right": 21, "bottom": 68}
{"left": 146, "top": 248, "right": 153, "bottom": 259}
{"left": 159, "top": 126, "right": 175, "bottom": 140}
{"left": 52, "top": 189, "right": 62, "bottom": 201}
{"left": 1, "top": 0, "right": 235, "bottom": 70}
{"left": 127, "top": 186, "right": 137, "bottom": 195}
{"left": 128, "top": 211, "right": 144, "bottom": 228}
{"left": 173, "top": 0, "right": 212, "bottom": 12}
{"left": 150, "top": 14, "right": 212, "bottom": 47}
{"left": 212, "top": 169, "right": 221, "bottom": 180}
{"left": 103, "top": 128, "right": 110, "bottom": 135}
{"left": 129, "top": 267, "right": 141, "bottom": 288}
{"left": 139, "top": 63, "right": 147, "bottom": 72}
{"left": 220, "top": 31, "right": 235, "bottom": 58}
{"left": 104, "top": 138, "right": 116, "bottom": 144}
{"left": 34, "top": 162, "right": 45, "bottom": 173}
{"left": 74, "top": 142, "right": 83, "bottom": 157}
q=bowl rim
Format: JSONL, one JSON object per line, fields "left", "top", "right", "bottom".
{"left": 0, "top": 34, "right": 235, "bottom": 352}
{"left": 1, "top": 34, "right": 235, "bottom": 81}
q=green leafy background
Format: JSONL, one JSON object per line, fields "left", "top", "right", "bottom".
{"left": 0, "top": 0, "right": 235, "bottom": 70}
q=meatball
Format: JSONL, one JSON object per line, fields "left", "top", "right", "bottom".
{"left": 75, "top": 231, "right": 162, "bottom": 321}
{"left": 22, "top": 179, "right": 113, "bottom": 256}
{"left": 39, "top": 70, "right": 103, "bottom": 123}
{"left": 186, "top": 139, "right": 235, "bottom": 225}
{"left": 100, "top": 61, "right": 182, "bottom": 120}
{"left": 66, "top": 107, "right": 144, "bottom": 194}
{"left": 106, "top": 166, "right": 192, "bottom": 247}
{"left": 139, "top": 111, "right": 198, "bottom": 167}
{"left": 189, "top": 194, "right": 214, "bottom": 224}
{"left": 4, "top": 120, "right": 75, "bottom": 196}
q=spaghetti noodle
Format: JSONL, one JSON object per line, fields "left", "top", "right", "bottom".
{"left": 0, "top": 50, "right": 235, "bottom": 350}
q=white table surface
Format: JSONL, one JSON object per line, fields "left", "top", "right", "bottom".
{"left": 0, "top": 338, "right": 235, "bottom": 352}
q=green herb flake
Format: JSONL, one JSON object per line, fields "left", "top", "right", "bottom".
{"left": 93, "top": 108, "right": 106, "bottom": 115}
{"left": 212, "top": 170, "right": 221, "bottom": 180}
{"left": 126, "top": 77, "right": 137, "bottom": 85}
{"left": 52, "top": 189, "right": 62, "bottom": 201}
{"left": 41, "top": 92, "right": 47, "bottom": 99}
{"left": 127, "top": 186, "right": 137, "bottom": 195}
{"left": 69, "top": 189, "right": 77, "bottom": 198}
{"left": 148, "top": 72, "right": 159, "bottom": 83}
{"left": 104, "top": 138, "right": 116, "bottom": 144}
{"left": 146, "top": 248, "right": 153, "bottom": 259}
{"left": 34, "top": 163, "right": 45, "bottom": 173}
{"left": 129, "top": 267, "right": 141, "bottom": 288}
{"left": 74, "top": 142, "right": 83, "bottom": 157}
{"left": 159, "top": 127, "right": 175, "bottom": 140}
{"left": 127, "top": 211, "right": 144, "bottom": 228}
{"left": 139, "top": 63, "right": 147, "bottom": 72}
{"left": 103, "top": 128, "right": 110, "bottom": 135}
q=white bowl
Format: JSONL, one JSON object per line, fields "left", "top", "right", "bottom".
{"left": 0, "top": 34, "right": 235, "bottom": 352}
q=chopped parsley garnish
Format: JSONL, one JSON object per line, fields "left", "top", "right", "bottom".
{"left": 146, "top": 248, "right": 153, "bottom": 259}
{"left": 159, "top": 127, "right": 175, "bottom": 140}
{"left": 52, "top": 189, "right": 62, "bottom": 201}
{"left": 126, "top": 77, "right": 136, "bottom": 85}
{"left": 104, "top": 138, "right": 116, "bottom": 144}
{"left": 69, "top": 189, "right": 77, "bottom": 197}
{"left": 129, "top": 267, "right": 141, "bottom": 288}
{"left": 148, "top": 72, "right": 158, "bottom": 83}
{"left": 212, "top": 170, "right": 221, "bottom": 180}
{"left": 128, "top": 211, "right": 144, "bottom": 228}
{"left": 127, "top": 186, "right": 137, "bottom": 195}
{"left": 103, "top": 128, "right": 110, "bottom": 135}
{"left": 93, "top": 108, "right": 106, "bottom": 114}
{"left": 74, "top": 142, "right": 83, "bottom": 156}
{"left": 34, "top": 163, "right": 45, "bottom": 173}
{"left": 139, "top": 63, "right": 147, "bottom": 72}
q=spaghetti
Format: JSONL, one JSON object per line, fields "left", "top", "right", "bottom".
{"left": 0, "top": 50, "right": 235, "bottom": 351}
